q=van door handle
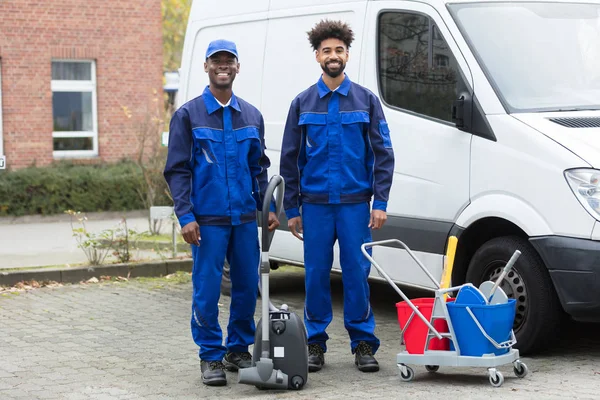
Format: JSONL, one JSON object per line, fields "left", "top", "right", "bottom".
{"left": 452, "top": 96, "right": 465, "bottom": 128}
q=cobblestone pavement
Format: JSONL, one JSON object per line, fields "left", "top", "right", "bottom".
{"left": 1, "top": 267, "right": 599, "bottom": 400}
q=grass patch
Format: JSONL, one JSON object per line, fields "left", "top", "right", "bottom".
{"left": 138, "top": 234, "right": 185, "bottom": 244}
{"left": 272, "top": 265, "right": 304, "bottom": 274}
{"left": 1, "top": 292, "right": 20, "bottom": 298}
{"left": 132, "top": 270, "right": 192, "bottom": 287}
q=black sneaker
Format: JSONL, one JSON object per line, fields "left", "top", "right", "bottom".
{"left": 200, "top": 360, "right": 227, "bottom": 386}
{"left": 308, "top": 343, "right": 325, "bottom": 372}
{"left": 223, "top": 351, "right": 252, "bottom": 371}
{"left": 354, "top": 341, "right": 379, "bottom": 372}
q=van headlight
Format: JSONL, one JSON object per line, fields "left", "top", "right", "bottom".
{"left": 565, "top": 169, "right": 600, "bottom": 219}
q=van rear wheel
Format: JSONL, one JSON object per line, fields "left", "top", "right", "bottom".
{"left": 465, "top": 236, "right": 563, "bottom": 354}
{"left": 221, "top": 261, "right": 232, "bottom": 296}
{"left": 220, "top": 261, "right": 277, "bottom": 296}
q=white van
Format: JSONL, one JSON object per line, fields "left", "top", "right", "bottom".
{"left": 177, "top": 0, "right": 600, "bottom": 354}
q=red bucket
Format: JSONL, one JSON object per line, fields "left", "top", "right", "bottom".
{"left": 396, "top": 298, "right": 453, "bottom": 354}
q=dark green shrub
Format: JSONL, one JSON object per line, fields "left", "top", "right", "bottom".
{"left": 0, "top": 161, "right": 172, "bottom": 217}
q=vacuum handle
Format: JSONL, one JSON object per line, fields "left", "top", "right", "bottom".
{"left": 261, "top": 175, "right": 284, "bottom": 258}
{"left": 259, "top": 175, "right": 284, "bottom": 358}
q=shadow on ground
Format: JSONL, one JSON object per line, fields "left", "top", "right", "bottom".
{"left": 267, "top": 266, "right": 600, "bottom": 358}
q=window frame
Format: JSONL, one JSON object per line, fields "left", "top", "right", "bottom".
{"left": 375, "top": 9, "right": 471, "bottom": 126}
{"left": 51, "top": 59, "right": 98, "bottom": 158}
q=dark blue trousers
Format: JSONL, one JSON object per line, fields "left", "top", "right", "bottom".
{"left": 190, "top": 221, "right": 259, "bottom": 361}
{"left": 302, "top": 202, "right": 380, "bottom": 354}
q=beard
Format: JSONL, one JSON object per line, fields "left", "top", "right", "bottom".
{"left": 322, "top": 61, "right": 345, "bottom": 78}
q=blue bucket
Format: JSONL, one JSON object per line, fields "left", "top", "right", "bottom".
{"left": 446, "top": 299, "right": 516, "bottom": 356}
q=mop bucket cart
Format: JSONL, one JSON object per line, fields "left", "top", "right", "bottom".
{"left": 361, "top": 239, "right": 529, "bottom": 387}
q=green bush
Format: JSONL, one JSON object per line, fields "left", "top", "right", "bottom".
{"left": 0, "top": 161, "right": 172, "bottom": 216}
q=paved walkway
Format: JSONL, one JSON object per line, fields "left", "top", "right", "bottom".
{"left": 0, "top": 211, "right": 174, "bottom": 269}
{"left": 0, "top": 268, "right": 598, "bottom": 400}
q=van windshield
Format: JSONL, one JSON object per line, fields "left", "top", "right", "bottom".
{"left": 448, "top": 2, "right": 600, "bottom": 113}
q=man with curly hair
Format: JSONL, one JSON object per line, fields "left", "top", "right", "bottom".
{"left": 279, "top": 19, "right": 395, "bottom": 373}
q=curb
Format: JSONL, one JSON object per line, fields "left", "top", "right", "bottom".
{"left": 0, "top": 258, "right": 193, "bottom": 287}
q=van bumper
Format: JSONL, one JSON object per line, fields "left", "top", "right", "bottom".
{"left": 530, "top": 236, "right": 600, "bottom": 322}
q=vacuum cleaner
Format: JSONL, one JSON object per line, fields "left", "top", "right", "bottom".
{"left": 237, "top": 175, "right": 309, "bottom": 390}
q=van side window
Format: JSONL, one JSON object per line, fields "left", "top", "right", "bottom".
{"left": 378, "top": 12, "right": 465, "bottom": 123}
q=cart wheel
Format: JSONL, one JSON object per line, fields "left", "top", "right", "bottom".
{"left": 489, "top": 371, "right": 504, "bottom": 387}
{"left": 513, "top": 361, "right": 529, "bottom": 378}
{"left": 425, "top": 365, "right": 439, "bottom": 373}
{"left": 398, "top": 364, "right": 414, "bottom": 382}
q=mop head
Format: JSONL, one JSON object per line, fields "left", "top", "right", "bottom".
{"left": 238, "top": 358, "right": 288, "bottom": 390}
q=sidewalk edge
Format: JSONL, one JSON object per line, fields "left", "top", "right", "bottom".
{"left": 0, "top": 258, "right": 192, "bottom": 287}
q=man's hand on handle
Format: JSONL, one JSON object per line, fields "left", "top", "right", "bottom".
{"left": 288, "top": 216, "right": 303, "bottom": 241}
{"left": 182, "top": 221, "right": 200, "bottom": 246}
{"left": 268, "top": 212, "right": 280, "bottom": 232}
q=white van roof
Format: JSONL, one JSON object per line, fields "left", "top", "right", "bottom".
{"left": 189, "top": 0, "right": 598, "bottom": 22}
{"left": 189, "top": 0, "right": 367, "bottom": 22}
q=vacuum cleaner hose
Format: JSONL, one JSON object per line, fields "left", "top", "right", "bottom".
{"left": 259, "top": 176, "right": 284, "bottom": 313}
{"left": 261, "top": 175, "right": 284, "bottom": 254}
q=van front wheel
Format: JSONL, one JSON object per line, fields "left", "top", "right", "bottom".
{"left": 465, "top": 236, "right": 563, "bottom": 355}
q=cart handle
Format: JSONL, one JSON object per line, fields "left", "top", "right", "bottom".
{"left": 438, "top": 284, "right": 470, "bottom": 295}
{"left": 361, "top": 239, "right": 441, "bottom": 289}
{"left": 361, "top": 241, "right": 443, "bottom": 340}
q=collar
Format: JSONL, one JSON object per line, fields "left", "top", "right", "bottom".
{"left": 317, "top": 74, "right": 351, "bottom": 98}
{"left": 202, "top": 86, "right": 241, "bottom": 114}
{"left": 216, "top": 97, "right": 231, "bottom": 108}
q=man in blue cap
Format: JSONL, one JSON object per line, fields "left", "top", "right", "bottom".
{"left": 164, "top": 39, "right": 280, "bottom": 386}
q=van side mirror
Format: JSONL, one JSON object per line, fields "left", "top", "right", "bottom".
{"left": 452, "top": 92, "right": 472, "bottom": 131}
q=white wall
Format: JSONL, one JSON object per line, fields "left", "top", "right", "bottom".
{"left": 184, "top": 18, "right": 269, "bottom": 110}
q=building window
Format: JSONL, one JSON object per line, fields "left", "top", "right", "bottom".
{"left": 51, "top": 60, "right": 98, "bottom": 157}
{"left": 378, "top": 12, "right": 465, "bottom": 123}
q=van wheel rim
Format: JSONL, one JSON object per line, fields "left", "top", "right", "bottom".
{"left": 487, "top": 262, "right": 528, "bottom": 331}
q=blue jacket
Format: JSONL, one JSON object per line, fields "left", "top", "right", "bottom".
{"left": 164, "top": 86, "right": 272, "bottom": 227}
{"left": 280, "top": 75, "right": 395, "bottom": 219}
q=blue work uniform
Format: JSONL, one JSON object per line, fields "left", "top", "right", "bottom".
{"left": 280, "top": 74, "right": 395, "bottom": 354}
{"left": 164, "top": 86, "right": 273, "bottom": 361}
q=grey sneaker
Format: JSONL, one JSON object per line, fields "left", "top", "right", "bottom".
{"left": 223, "top": 351, "right": 252, "bottom": 371}
{"left": 200, "top": 360, "right": 227, "bottom": 386}
{"left": 308, "top": 343, "right": 325, "bottom": 372}
{"left": 354, "top": 341, "right": 379, "bottom": 372}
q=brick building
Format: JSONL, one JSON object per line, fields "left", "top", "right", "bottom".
{"left": 0, "top": 0, "right": 164, "bottom": 170}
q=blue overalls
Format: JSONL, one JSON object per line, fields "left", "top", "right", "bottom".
{"left": 280, "top": 74, "right": 395, "bottom": 354}
{"left": 164, "top": 86, "right": 273, "bottom": 361}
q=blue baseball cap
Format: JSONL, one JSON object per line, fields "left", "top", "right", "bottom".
{"left": 205, "top": 39, "right": 239, "bottom": 60}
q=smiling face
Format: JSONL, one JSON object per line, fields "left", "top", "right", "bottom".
{"left": 204, "top": 52, "right": 239, "bottom": 90}
{"left": 316, "top": 38, "right": 349, "bottom": 78}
